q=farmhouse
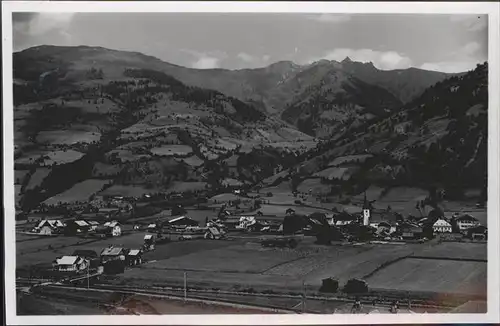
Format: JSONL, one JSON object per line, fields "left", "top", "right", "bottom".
{"left": 87, "top": 220, "right": 100, "bottom": 231}
{"left": 34, "top": 219, "right": 65, "bottom": 235}
{"left": 52, "top": 256, "right": 89, "bottom": 272}
{"left": 452, "top": 214, "right": 480, "bottom": 232}
{"left": 432, "top": 219, "right": 452, "bottom": 233}
{"left": 64, "top": 220, "right": 91, "bottom": 235}
{"left": 126, "top": 249, "right": 143, "bottom": 266}
{"left": 168, "top": 216, "right": 199, "bottom": 227}
{"left": 103, "top": 221, "right": 122, "bottom": 236}
{"left": 100, "top": 246, "right": 128, "bottom": 264}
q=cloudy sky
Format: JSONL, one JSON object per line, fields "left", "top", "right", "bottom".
{"left": 12, "top": 12, "right": 488, "bottom": 73}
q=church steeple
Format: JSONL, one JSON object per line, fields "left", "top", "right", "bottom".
{"left": 362, "top": 191, "right": 371, "bottom": 226}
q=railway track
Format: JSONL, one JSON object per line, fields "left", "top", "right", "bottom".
{"left": 34, "top": 284, "right": 301, "bottom": 314}
{"left": 37, "top": 282, "right": 458, "bottom": 313}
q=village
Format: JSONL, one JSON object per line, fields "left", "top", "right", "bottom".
{"left": 15, "top": 183, "right": 488, "bottom": 314}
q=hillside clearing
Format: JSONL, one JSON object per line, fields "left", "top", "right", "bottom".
{"left": 43, "top": 179, "right": 111, "bottom": 205}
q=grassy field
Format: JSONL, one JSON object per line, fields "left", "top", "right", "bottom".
{"left": 98, "top": 184, "right": 157, "bottom": 197}
{"left": 36, "top": 130, "right": 101, "bottom": 145}
{"left": 41, "top": 150, "right": 85, "bottom": 165}
{"left": 14, "top": 150, "right": 51, "bottom": 166}
{"left": 366, "top": 258, "right": 486, "bottom": 295}
{"left": 166, "top": 181, "right": 207, "bottom": 194}
{"left": 328, "top": 154, "right": 373, "bottom": 167}
{"left": 143, "top": 242, "right": 304, "bottom": 273}
{"left": 177, "top": 155, "right": 204, "bottom": 167}
{"left": 25, "top": 168, "right": 50, "bottom": 191}
{"left": 106, "top": 149, "right": 150, "bottom": 163}
{"left": 414, "top": 242, "right": 487, "bottom": 261}
{"left": 43, "top": 179, "right": 111, "bottom": 205}
{"left": 296, "top": 178, "right": 331, "bottom": 195}
{"left": 151, "top": 145, "right": 193, "bottom": 157}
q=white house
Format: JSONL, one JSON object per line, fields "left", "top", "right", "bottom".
{"left": 103, "top": 221, "right": 122, "bottom": 237}
{"left": 453, "top": 215, "right": 479, "bottom": 232}
{"left": 53, "top": 256, "right": 89, "bottom": 272}
{"left": 433, "top": 219, "right": 452, "bottom": 233}
{"left": 34, "top": 219, "right": 65, "bottom": 235}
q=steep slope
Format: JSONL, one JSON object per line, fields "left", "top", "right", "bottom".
{"left": 14, "top": 45, "right": 457, "bottom": 114}
{"left": 280, "top": 62, "right": 403, "bottom": 137}
{"left": 340, "top": 57, "right": 458, "bottom": 104}
{"left": 13, "top": 51, "right": 314, "bottom": 211}
{"left": 268, "top": 62, "right": 488, "bottom": 201}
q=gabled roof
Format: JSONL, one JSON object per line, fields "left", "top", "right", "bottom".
{"left": 55, "top": 256, "right": 80, "bottom": 265}
{"left": 38, "top": 219, "right": 65, "bottom": 228}
{"left": 169, "top": 216, "right": 197, "bottom": 224}
{"left": 433, "top": 219, "right": 452, "bottom": 227}
{"left": 87, "top": 220, "right": 100, "bottom": 225}
{"left": 128, "top": 249, "right": 141, "bottom": 256}
{"left": 74, "top": 220, "right": 89, "bottom": 227}
{"left": 104, "top": 221, "right": 120, "bottom": 227}
{"left": 454, "top": 214, "right": 478, "bottom": 222}
{"left": 101, "top": 247, "right": 125, "bottom": 256}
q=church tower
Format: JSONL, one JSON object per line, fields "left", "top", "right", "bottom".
{"left": 362, "top": 191, "right": 371, "bottom": 226}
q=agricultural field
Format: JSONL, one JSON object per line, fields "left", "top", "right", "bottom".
{"left": 296, "top": 178, "right": 331, "bottom": 196}
{"left": 165, "top": 181, "right": 207, "bottom": 194}
{"left": 365, "top": 258, "right": 486, "bottom": 295}
{"left": 41, "top": 150, "right": 85, "bottom": 165}
{"left": 177, "top": 155, "right": 204, "bottom": 167}
{"left": 43, "top": 179, "right": 111, "bottom": 205}
{"left": 150, "top": 145, "right": 193, "bottom": 157}
{"left": 36, "top": 130, "right": 101, "bottom": 145}
{"left": 313, "top": 167, "right": 358, "bottom": 181}
{"left": 25, "top": 168, "right": 51, "bottom": 191}
{"left": 414, "top": 242, "right": 487, "bottom": 261}
{"left": 15, "top": 150, "right": 51, "bottom": 166}
{"left": 328, "top": 154, "right": 373, "bottom": 167}
{"left": 106, "top": 149, "right": 150, "bottom": 163}
{"left": 143, "top": 242, "right": 304, "bottom": 273}
{"left": 98, "top": 184, "right": 157, "bottom": 197}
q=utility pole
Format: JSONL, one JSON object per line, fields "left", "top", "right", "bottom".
{"left": 302, "top": 280, "right": 306, "bottom": 313}
{"left": 184, "top": 271, "right": 187, "bottom": 301}
{"left": 87, "top": 260, "right": 90, "bottom": 289}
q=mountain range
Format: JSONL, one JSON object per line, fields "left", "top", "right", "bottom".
{"left": 12, "top": 45, "right": 487, "bottom": 212}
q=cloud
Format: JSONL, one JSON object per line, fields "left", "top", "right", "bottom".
{"left": 419, "top": 61, "right": 478, "bottom": 73}
{"left": 12, "top": 13, "right": 39, "bottom": 24}
{"left": 237, "top": 52, "right": 255, "bottom": 63}
{"left": 450, "top": 15, "right": 487, "bottom": 32}
{"left": 192, "top": 56, "right": 220, "bottom": 69}
{"left": 419, "top": 41, "right": 485, "bottom": 73}
{"left": 309, "top": 14, "right": 351, "bottom": 24}
{"left": 235, "top": 52, "right": 272, "bottom": 68}
{"left": 310, "top": 48, "right": 413, "bottom": 70}
{"left": 13, "top": 12, "right": 76, "bottom": 51}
